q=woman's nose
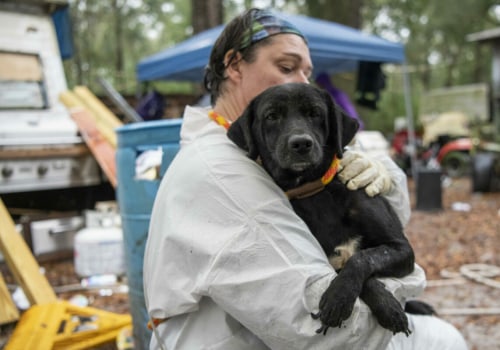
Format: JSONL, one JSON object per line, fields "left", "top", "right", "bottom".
{"left": 291, "top": 72, "right": 309, "bottom": 84}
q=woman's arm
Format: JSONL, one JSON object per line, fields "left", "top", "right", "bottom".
{"left": 202, "top": 205, "right": 426, "bottom": 349}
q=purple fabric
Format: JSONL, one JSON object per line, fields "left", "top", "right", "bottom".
{"left": 315, "top": 72, "right": 364, "bottom": 130}
{"left": 136, "top": 91, "right": 165, "bottom": 121}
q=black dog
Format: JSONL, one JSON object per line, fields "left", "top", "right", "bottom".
{"left": 227, "top": 83, "right": 416, "bottom": 336}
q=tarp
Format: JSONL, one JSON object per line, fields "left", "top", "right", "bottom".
{"left": 136, "top": 12, "right": 405, "bottom": 82}
{"left": 135, "top": 12, "right": 418, "bottom": 178}
{"left": 52, "top": 6, "right": 74, "bottom": 60}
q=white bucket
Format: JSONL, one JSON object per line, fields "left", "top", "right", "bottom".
{"left": 74, "top": 226, "right": 125, "bottom": 277}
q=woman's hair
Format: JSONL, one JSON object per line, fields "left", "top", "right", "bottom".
{"left": 203, "top": 8, "right": 305, "bottom": 104}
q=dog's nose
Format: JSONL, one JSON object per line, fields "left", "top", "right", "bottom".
{"left": 289, "top": 134, "right": 313, "bottom": 154}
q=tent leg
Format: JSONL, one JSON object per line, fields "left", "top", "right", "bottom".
{"left": 402, "top": 62, "right": 418, "bottom": 179}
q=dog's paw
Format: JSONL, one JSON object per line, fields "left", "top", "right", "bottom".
{"left": 312, "top": 288, "right": 358, "bottom": 334}
{"left": 372, "top": 295, "right": 411, "bottom": 336}
{"left": 311, "top": 311, "right": 344, "bottom": 335}
{"left": 311, "top": 312, "right": 330, "bottom": 335}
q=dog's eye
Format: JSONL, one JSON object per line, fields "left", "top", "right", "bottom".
{"left": 307, "top": 107, "right": 324, "bottom": 118}
{"left": 265, "top": 112, "right": 279, "bottom": 121}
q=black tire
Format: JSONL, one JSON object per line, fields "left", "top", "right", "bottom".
{"left": 441, "top": 151, "right": 470, "bottom": 178}
{"left": 471, "top": 153, "right": 495, "bottom": 192}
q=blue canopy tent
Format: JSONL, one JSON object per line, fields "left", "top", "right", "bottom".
{"left": 137, "top": 13, "right": 405, "bottom": 81}
{"left": 136, "top": 12, "right": 417, "bottom": 177}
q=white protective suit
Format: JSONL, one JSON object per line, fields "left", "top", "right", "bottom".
{"left": 144, "top": 106, "right": 467, "bottom": 350}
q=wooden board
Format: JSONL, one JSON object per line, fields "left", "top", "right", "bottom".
{"left": 0, "top": 198, "right": 57, "bottom": 305}
{"left": 4, "top": 301, "right": 62, "bottom": 350}
{"left": 5, "top": 301, "right": 131, "bottom": 350}
{"left": 0, "top": 273, "right": 19, "bottom": 325}
{"left": 60, "top": 90, "right": 119, "bottom": 147}
{"left": 69, "top": 108, "right": 118, "bottom": 188}
{"left": 0, "top": 144, "right": 90, "bottom": 159}
{"left": 0, "top": 52, "right": 42, "bottom": 81}
{"left": 61, "top": 86, "right": 123, "bottom": 148}
{"left": 73, "top": 86, "right": 123, "bottom": 130}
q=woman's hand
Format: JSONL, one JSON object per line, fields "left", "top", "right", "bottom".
{"left": 338, "top": 150, "right": 392, "bottom": 197}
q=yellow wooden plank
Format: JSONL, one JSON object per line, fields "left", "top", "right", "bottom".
{"left": 6, "top": 301, "right": 132, "bottom": 350}
{"left": 53, "top": 302, "right": 131, "bottom": 345}
{"left": 0, "top": 273, "right": 19, "bottom": 325}
{"left": 60, "top": 89, "right": 119, "bottom": 147}
{"left": 0, "top": 198, "right": 57, "bottom": 305}
{"left": 4, "top": 302, "right": 65, "bottom": 350}
{"left": 70, "top": 109, "right": 118, "bottom": 188}
{"left": 59, "top": 90, "right": 87, "bottom": 110}
{"left": 96, "top": 119, "right": 118, "bottom": 147}
{"left": 73, "top": 85, "right": 123, "bottom": 129}
{"left": 55, "top": 328, "right": 125, "bottom": 350}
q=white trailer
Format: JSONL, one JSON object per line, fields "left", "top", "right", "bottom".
{"left": 0, "top": 1, "right": 101, "bottom": 194}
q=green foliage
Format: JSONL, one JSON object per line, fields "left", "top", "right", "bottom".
{"left": 65, "top": 0, "right": 191, "bottom": 94}
{"left": 63, "top": 0, "right": 500, "bottom": 132}
{"left": 363, "top": 0, "right": 499, "bottom": 90}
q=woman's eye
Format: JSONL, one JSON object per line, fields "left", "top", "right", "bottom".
{"left": 280, "top": 66, "right": 293, "bottom": 74}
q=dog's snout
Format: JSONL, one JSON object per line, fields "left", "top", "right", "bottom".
{"left": 289, "top": 134, "right": 314, "bottom": 154}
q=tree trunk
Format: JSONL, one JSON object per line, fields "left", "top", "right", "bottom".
{"left": 112, "top": 0, "right": 124, "bottom": 89}
{"left": 192, "top": 0, "right": 223, "bottom": 34}
{"left": 444, "top": 46, "right": 462, "bottom": 87}
{"left": 420, "top": 62, "right": 432, "bottom": 91}
{"left": 81, "top": 0, "right": 91, "bottom": 86}
{"left": 69, "top": 0, "right": 83, "bottom": 85}
{"left": 307, "top": 0, "right": 364, "bottom": 29}
{"left": 472, "top": 44, "right": 484, "bottom": 83}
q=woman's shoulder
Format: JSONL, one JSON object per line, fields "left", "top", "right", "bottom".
{"left": 180, "top": 105, "right": 218, "bottom": 146}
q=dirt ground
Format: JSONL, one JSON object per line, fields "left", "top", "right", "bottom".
{"left": 405, "top": 177, "right": 500, "bottom": 350}
{"left": 1, "top": 177, "right": 499, "bottom": 349}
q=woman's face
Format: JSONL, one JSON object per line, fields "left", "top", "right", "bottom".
{"left": 237, "top": 34, "right": 313, "bottom": 110}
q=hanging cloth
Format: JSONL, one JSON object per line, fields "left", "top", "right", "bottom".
{"left": 355, "top": 61, "right": 386, "bottom": 110}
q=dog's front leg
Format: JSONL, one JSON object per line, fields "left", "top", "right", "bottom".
{"left": 312, "top": 244, "right": 407, "bottom": 334}
{"left": 312, "top": 260, "right": 367, "bottom": 334}
{"left": 360, "top": 277, "right": 411, "bottom": 336}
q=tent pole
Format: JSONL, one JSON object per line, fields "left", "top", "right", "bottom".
{"left": 402, "top": 61, "right": 418, "bottom": 180}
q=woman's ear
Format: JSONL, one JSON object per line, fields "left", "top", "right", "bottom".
{"left": 224, "top": 49, "right": 243, "bottom": 82}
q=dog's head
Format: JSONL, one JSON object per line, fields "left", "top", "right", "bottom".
{"left": 227, "top": 83, "right": 359, "bottom": 189}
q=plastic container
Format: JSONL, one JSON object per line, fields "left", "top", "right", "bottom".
{"left": 74, "top": 226, "right": 125, "bottom": 277}
{"left": 416, "top": 168, "right": 443, "bottom": 211}
{"left": 115, "top": 118, "right": 182, "bottom": 350}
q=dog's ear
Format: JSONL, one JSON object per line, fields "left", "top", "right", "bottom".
{"left": 323, "top": 90, "right": 359, "bottom": 158}
{"left": 227, "top": 101, "right": 259, "bottom": 160}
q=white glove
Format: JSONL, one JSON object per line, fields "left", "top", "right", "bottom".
{"left": 338, "top": 150, "right": 392, "bottom": 197}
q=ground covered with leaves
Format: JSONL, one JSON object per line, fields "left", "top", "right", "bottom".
{"left": 1, "top": 177, "right": 499, "bottom": 349}
{"left": 405, "top": 177, "right": 499, "bottom": 350}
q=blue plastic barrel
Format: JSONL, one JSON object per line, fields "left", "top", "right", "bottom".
{"left": 116, "top": 119, "right": 182, "bottom": 350}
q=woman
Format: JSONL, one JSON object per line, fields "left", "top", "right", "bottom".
{"left": 144, "top": 8, "right": 466, "bottom": 350}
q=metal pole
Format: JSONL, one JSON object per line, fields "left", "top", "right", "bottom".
{"left": 97, "top": 77, "right": 143, "bottom": 123}
{"left": 492, "top": 44, "right": 500, "bottom": 138}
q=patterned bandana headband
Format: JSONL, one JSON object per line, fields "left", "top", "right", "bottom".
{"left": 240, "top": 10, "right": 305, "bottom": 50}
